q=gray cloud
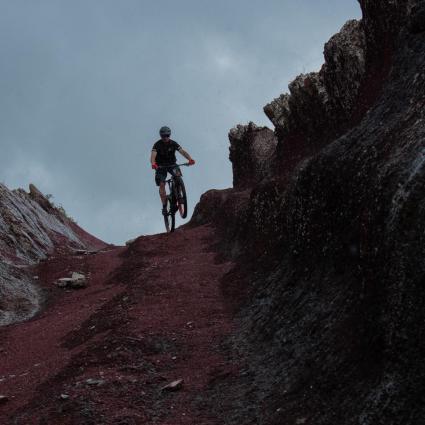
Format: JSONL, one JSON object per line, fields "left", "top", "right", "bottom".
{"left": 0, "top": 0, "right": 361, "bottom": 244}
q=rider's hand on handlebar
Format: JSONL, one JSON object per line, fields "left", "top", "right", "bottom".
{"left": 151, "top": 163, "right": 158, "bottom": 170}
{"left": 188, "top": 159, "right": 195, "bottom": 166}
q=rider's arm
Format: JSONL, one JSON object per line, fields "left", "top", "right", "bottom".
{"left": 151, "top": 150, "right": 157, "bottom": 165}
{"left": 178, "top": 147, "right": 193, "bottom": 161}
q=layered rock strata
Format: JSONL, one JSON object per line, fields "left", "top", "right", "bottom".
{"left": 0, "top": 184, "right": 105, "bottom": 325}
{"left": 192, "top": 1, "right": 425, "bottom": 423}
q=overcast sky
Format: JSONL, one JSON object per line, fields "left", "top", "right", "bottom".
{"left": 0, "top": 0, "right": 361, "bottom": 244}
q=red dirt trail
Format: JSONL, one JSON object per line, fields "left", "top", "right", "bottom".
{"left": 0, "top": 225, "right": 239, "bottom": 424}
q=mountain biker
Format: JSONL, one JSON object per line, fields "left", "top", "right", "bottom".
{"left": 151, "top": 126, "right": 195, "bottom": 215}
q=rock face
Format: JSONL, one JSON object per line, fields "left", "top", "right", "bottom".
{"left": 192, "top": 1, "right": 425, "bottom": 424}
{"left": 264, "top": 19, "right": 367, "bottom": 172}
{"left": 229, "top": 122, "right": 277, "bottom": 189}
{"left": 322, "top": 19, "right": 366, "bottom": 122}
{"left": 0, "top": 184, "right": 106, "bottom": 325}
{"left": 410, "top": 1, "right": 425, "bottom": 33}
{"left": 262, "top": 0, "right": 418, "bottom": 176}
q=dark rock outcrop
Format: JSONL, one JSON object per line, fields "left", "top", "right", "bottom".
{"left": 264, "top": 19, "right": 367, "bottom": 172}
{"left": 28, "top": 183, "right": 55, "bottom": 215}
{"left": 262, "top": 0, "right": 417, "bottom": 177}
{"left": 229, "top": 122, "right": 277, "bottom": 189}
{"left": 191, "top": 122, "right": 277, "bottom": 233}
{"left": 410, "top": 1, "right": 425, "bottom": 33}
{"left": 322, "top": 20, "right": 366, "bottom": 122}
{"left": 192, "top": 1, "right": 425, "bottom": 423}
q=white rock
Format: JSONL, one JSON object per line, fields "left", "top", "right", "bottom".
{"left": 161, "top": 379, "right": 183, "bottom": 391}
{"left": 55, "top": 272, "right": 87, "bottom": 289}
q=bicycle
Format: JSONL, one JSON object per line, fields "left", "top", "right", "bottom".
{"left": 159, "top": 163, "right": 189, "bottom": 233}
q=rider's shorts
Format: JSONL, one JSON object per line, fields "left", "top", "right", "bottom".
{"left": 155, "top": 165, "right": 181, "bottom": 186}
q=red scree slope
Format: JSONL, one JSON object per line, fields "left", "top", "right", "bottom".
{"left": 0, "top": 224, "right": 239, "bottom": 424}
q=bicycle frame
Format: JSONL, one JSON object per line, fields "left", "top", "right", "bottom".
{"left": 157, "top": 163, "right": 190, "bottom": 232}
{"left": 160, "top": 164, "right": 189, "bottom": 207}
{"left": 165, "top": 178, "right": 177, "bottom": 212}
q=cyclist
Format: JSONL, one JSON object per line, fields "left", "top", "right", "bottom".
{"left": 151, "top": 126, "right": 195, "bottom": 215}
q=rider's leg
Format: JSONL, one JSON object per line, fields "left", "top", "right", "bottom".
{"left": 159, "top": 182, "right": 167, "bottom": 206}
{"left": 155, "top": 169, "right": 167, "bottom": 213}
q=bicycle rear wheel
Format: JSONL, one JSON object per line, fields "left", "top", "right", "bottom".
{"left": 163, "top": 197, "right": 175, "bottom": 233}
{"left": 174, "top": 176, "right": 188, "bottom": 219}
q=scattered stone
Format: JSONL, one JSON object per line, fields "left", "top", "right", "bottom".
{"left": 72, "top": 249, "right": 97, "bottom": 255}
{"left": 0, "top": 395, "right": 8, "bottom": 404}
{"left": 161, "top": 379, "right": 183, "bottom": 392}
{"left": 296, "top": 418, "right": 307, "bottom": 424}
{"left": 74, "top": 249, "right": 89, "bottom": 255}
{"left": 56, "top": 272, "right": 87, "bottom": 289}
{"left": 56, "top": 278, "right": 73, "bottom": 288}
{"left": 59, "top": 394, "right": 70, "bottom": 400}
{"left": 71, "top": 280, "right": 87, "bottom": 290}
{"left": 85, "top": 378, "right": 105, "bottom": 386}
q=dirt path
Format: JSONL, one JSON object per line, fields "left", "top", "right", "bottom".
{"left": 0, "top": 224, "right": 238, "bottom": 424}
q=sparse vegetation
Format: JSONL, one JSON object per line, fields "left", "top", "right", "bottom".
{"left": 45, "top": 193, "right": 76, "bottom": 223}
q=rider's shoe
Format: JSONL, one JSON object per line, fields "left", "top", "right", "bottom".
{"left": 162, "top": 205, "right": 168, "bottom": 216}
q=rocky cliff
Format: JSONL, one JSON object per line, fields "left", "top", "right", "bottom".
{"left": 192, "top": 1, "right": 425, "bottom": 424}
{"left": 0, "top": 183, "right": 106, "bottom": 326}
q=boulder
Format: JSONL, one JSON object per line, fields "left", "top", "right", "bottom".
{"left": 56, "top": 272, "right": 87, "bottom": 289}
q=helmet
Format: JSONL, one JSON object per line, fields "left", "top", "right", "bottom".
{"left": 159, "top": 126, "right": 171, "bottom": 137}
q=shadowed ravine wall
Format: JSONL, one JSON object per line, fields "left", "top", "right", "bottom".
{"left": 191, "top": 1, "right": 425, "bottom": 423}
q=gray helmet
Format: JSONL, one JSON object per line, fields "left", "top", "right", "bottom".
{"left": 159, "top": 126, "right": 171, "bottom": 137}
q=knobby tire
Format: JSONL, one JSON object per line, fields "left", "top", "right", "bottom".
{"left": 175, "top": 177, "right": 188, "bottom": 219}
{"left": 163, "top": 197, "right": 175, "bottom": 233}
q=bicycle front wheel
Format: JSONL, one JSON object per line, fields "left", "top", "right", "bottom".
{"left": 163, "top": 197, "right": 175, "bottom": 233}
{"left": 174, "top": 177, "right": 188, "bottom": 219}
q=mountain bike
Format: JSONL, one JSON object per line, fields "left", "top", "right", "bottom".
{"left": 159, "top": 163, "right": 189, "bottom": 233}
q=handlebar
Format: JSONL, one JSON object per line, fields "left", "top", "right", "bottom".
{"left": 157, "top": 163, "right": 191, "bottom": 169}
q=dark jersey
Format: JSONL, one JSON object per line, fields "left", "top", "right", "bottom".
{"left": 152, "top": 139, "right": 181, "bottom": 165}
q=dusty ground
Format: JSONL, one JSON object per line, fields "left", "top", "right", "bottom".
{"left": 0, "top": 225, "right": 240, "bottom": 425}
